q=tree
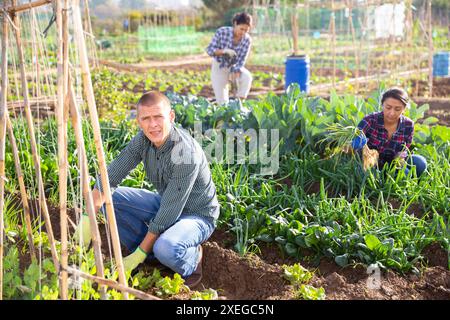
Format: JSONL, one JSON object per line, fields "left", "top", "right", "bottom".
{"left": 91, "top": 0, "right": 121, "bottom": 19}
{"left": 202, "top": 0, "right": 251, "bottom": 14}
{"left": 120, "top": 0, "right": 147, "bottom": 10}
{"left": 202, "top": 0, "right": 251, "bottom": 26}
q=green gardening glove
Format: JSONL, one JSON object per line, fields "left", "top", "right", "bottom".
{"left": 73, "top": 214, "right": 91, "bottom": 248}
{"left": 122, "top": 247, "right": 147, "bottom": 274}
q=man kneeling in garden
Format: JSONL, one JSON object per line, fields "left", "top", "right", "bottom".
{"left": 74, "top": 91, "right": 220, "bottom": 288}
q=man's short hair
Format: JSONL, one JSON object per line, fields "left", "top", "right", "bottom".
{"left": 136, "top": 91, "right": 171, "bottom": 110}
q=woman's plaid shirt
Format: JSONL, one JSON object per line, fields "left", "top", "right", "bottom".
{"left": 357, "top": 111, "right": 414, "bottom": 166}
{"left": 206, "top": 26, "right": 251, "bottom": 73}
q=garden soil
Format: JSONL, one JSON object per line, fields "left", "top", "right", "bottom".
{"left": 16, "top": 203, "right": 449, "bottom": 300}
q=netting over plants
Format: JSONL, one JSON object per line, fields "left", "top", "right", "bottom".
{"left": 138, "top": 25, "right": 203, "bottom": 54}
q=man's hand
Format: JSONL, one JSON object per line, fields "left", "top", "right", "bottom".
{"left": 223, "top": 48, "right": 237, "bottom": 58}
{"left": 73, "top": 214, "right": 91, "bottom": 248}
{"left": 123, "top": 247, "right": 147, "bottom": 274}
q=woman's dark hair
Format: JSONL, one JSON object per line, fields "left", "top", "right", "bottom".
{"left": 232, "top": 12, "right": 252, "bottom": 26}
{"left": 381, "top": 87, "right": 409, "bottom": 107}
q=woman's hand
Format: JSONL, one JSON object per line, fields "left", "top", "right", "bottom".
{"left": 223, "top": 48, "right": 237, "bottom": 58}
{"left": 230, "top": 71, "right": 241, "bottom": 81}
{"left": 351, "top": 135, "right": 367, "bottom": 150}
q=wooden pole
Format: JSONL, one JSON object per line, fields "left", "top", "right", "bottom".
{"left": 5, "top": 8, "right": 40, "bottom": 261}
{"left": 331, "top": 0, "right": 336, "bottom": 88}
{"left": 6, "top": 0, "right": 51, "bottom": 14}
{"left": 10, "top": 1, "right": 60, "bottom": 272}
{"left": 67, "top": 83, "right": 107, "bottom": 300}
{"left": 306, "top": 0, "right": 310, "bottom": 56}
{"left": 66, "top": 266, "right": 161, "bottom": 300}
{"left": 427, "top": 0, "right": 433, "bottom": 97}
{"left": 56, "top": 0, "right": 69, "bottom": 300}
{"left": 406, "top": 0, "right": 413, "bottom": 66}
{"left": 0, "top": 7, "right": 9, "bottom": 301}
{"left": 365, "top": 0, "right": 370, "bottom": 79}
{"left": 72, "top": 0, "right": 129, "bottom": 299}
{"left": 5, "top": 113, "right": 36, "bottom": 263}
{"left": 29, "top": 7, "right": 39, "bottom": 99}
{"left": 291, "top": 2, "right": 299, "bottom": 56}
{"left": 390, "top": 1, "right": 397, "bottom": 78}
{"left": 83, "top": 0, "right": 98, "bottom": 68}
{"left": 347, "top": 0, "right": 359, "bottom": 92}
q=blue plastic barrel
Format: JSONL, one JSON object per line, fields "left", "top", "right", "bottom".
{"left": 285, "top": 55, "right": 310, "bottom": 93}
{"left": 433, "top": 52, "right": 450, "bottom": 77}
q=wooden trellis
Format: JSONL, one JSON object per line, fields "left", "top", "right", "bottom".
{"left": 0, "top": 0, "right": 159, "bottom": 300}
{"left": 247, "top": 0, "right": 435, "bottom": 95}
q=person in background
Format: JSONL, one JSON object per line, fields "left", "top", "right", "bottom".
{"left": 206, "top": 12, "right": 253, "bottom": 105}
{"left": 74, "top": 91, "right": 220, "bottom": 288}
{"left": 352, "top": 87, "right": 427, "bottom": 176}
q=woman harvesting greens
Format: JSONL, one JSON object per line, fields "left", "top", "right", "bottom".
{"left": 206, "top": 12, "right": 253, "bottom": 105}
{"left": 352, "top": 87, "right": 427, "bottom": 176}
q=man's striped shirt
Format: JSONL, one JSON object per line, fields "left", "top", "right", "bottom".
{"left": 96, "top": 126, "right": 220, "bottom": 234}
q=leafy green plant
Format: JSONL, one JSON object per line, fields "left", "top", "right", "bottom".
{"left": 282, "top": 263, "right": 325, "bottom": 300}
{"left": 282, "top": 263, "right": 313, "bottom": 285}
{"left": 2, "top": 246, "right": 23, "bottom": 299}
{"left": 155, "top": 273, "right": 188, "bottom": 297}
{"left": 296, "top": 284, "right": 326, "bottom": 300}
{"left": 191, "top": 288, "right": 219, "bottom": 300}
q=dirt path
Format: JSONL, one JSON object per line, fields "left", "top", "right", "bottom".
{"left": 96, "top": 54, "right": 212, "bottom": 72}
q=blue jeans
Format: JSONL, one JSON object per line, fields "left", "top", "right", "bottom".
{"left": 405, "top": 154, "right": 427, "bottom": 177}
{"left": 107, "top": 187, "right": 215, "bottom": 278}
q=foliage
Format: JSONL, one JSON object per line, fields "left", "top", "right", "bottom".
{"left": 283, "top": 263, "right": 313, "bottom": 285}
{"left": 191, "top": 288, "right": 219, "bottom": 300}
{"left": 3, "top": 77, "right": 449, "bottom": 300}
{"left": 155, "top": 273, "right": 188, "bottom": 297}
{"left": 282, "top": 263, "right": 326, "bottom": 300}
{"left": 201, "top": 0, "right": 251, "bottom": 26}
{"left": 296, "top": 285, "right": 326, "bottom": 300}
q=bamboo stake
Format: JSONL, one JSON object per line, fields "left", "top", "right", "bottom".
{"left": 66, "top": 266, "right": 161, "bottom": 300}
{"left": 6, "top": 0, "right": 51, "bottom": 14}
{"left": 330, "top": 0, "right": 336, "bottom": 88}
{"left": 72, "top": 0, "right": 128, "bottom": 299}
{"left": 291, "top": 3, "right": 299, "bottom": 56}
{"left": 427, "top": 0, "right": 433, "bottom": 97}
{"left": 0, "top": 7, "right": 9, "bottom": 301}
{"left": 5, "top": 113, "right": 36, "bottom": 262}
{"left": 29, "top": 8, "right": 39, "bottom": 99}
{"left": 391, "top": 0, "right": 397, "bottom": 80}
{"left": 347, "top": 0, "right": 359, "bottom": 92}
{"left": 83, "top": 0, "right": 98, "bottom": 68}
{"left": 406, "top": 0, "right": 414, "bottom": 81}
{"left": 56, "top": 0, "right": 69, "bottom": 300}
{"left": 67, "top": 83, "right": 107, "bottom": 300}
{"left": 10, "top": 2, "right": 60, "bottom": 272}
{"left": 306, "top": 0, "right": 310, "bottom": 56}
{"left": 362, "top": 0, "right": 370, "bottom": 79}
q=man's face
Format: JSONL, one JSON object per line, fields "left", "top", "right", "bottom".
{"left": 137, "top": 101, "right": 175, "bottom": 148}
